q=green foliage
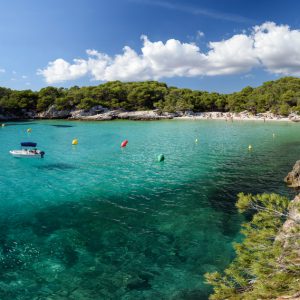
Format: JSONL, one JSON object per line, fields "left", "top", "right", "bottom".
{"left": 55, "top": 97, "right": 72, "bottom": 110}
{"left": 0, "top": 89, "right": 37, "bottom": 113}
{"left": 278, "top": 103, "right": 291, "bottom": 116}
{"left": 37, "top": 86, "right": 61, "bottom": 111}
{"left": 127, "top": 81, "right": 168, "bottom": 110}
{"left": 205, "top": 193, "right": 300, "bottom": 299}
{"left": 227, "top": 77, "right": 300, "bottom": 113}
{"left": 1, "top": 77, "right": 300, "bottom": 115}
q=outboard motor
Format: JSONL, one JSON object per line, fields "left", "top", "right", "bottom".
{"left": 40, "top": 151, "right": 45, "bottom": 158}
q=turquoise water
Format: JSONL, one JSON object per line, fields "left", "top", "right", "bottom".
{"left": 0, "top": 119, "right": 298, "bottom": 299}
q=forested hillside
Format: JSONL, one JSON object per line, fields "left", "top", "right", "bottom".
{"left": 1, "top": 77, "right": 300, "bottom": 116}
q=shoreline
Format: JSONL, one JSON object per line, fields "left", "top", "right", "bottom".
{"left": 1, "top": 108, "right": 299, "bottom": 123}
{"left": 174, "top": 115, "right": 291, "bottom": 122}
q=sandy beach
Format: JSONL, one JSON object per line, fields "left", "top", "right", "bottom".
{"left": 174, "top": 111, "right": 294, "bottom": 122}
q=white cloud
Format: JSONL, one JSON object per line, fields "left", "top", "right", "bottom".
{"left": 205, "top": 34, "right": 258, "bottom": 75}
{"left": 253, "top": 22, "right": 300, "bottom": 75}
{"left": 38, "top": 22, "right": 300, "bottom": 84}
{"left": 0, "top": 68, "right": 5, "bottom": 73}
{"left": 37, "top": 58, "right": 89, "bottom": 83}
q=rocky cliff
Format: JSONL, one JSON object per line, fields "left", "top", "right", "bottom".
{"left": 284, "top": 160, "right": 300, "bottom": 188}
{"left": 276, "top": 163, "right": 300, "bottom": 300}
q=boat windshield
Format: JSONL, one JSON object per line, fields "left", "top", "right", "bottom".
{"left": 21, "top": 142, "right": 37, "bottom": 147}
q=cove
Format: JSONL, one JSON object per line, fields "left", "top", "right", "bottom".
{"left": 0, "top": 119, "right": 298, "bottom": 299}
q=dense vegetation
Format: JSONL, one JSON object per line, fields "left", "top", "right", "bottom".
{"left": 205, "top": 193, "right": 300, "bottom": 299}
{"left": 1, "top": 77, "right": 300, "bottom": 116}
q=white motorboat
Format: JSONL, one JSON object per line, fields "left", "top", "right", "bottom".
{"left": 10, "top": 142, "right": 45, "bottom": 158}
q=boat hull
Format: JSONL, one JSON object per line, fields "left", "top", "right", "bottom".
{"left": 9, "top": 150, "right": 44, "bottom": 158}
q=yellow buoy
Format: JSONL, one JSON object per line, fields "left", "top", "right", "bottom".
{"left": 248, "top": 145, "right": 252, "bottom": 150}
{"left": 72, "top": 139, "right": 78, "bottom": 145}
{"left": 1, "top": 124, "right": 5, "bottom": 127}
{"left": 27, "top": 128, "right": 32, "bottom": 133}
{"left": 195, "top": 138, "right": 198, "bottom": 143}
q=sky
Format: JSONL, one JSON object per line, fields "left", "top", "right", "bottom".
{"left": 1, "top": 0, "right": 300, "bottom": 93}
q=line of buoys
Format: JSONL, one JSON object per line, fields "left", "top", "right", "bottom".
{"left": 157, "top": 154, "right": 165, "bottom": 162}
{"left": 27, "top": 128, "right": 32, "bottom": 133}
{"left": 70, "top": 138, "right": 167, "bottom": 162}
{"left": 121, "top": 140, "right": 128, "bottom": 148}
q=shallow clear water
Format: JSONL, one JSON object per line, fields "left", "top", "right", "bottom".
{"left": 0, "top": 119, "right": 298, "bottom": 299}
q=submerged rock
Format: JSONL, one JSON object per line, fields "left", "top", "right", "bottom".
{"left": 284, "top": 160, "right": 300, "bottom": 188}
{"left": 126, "top": 276, "right": 151, "bottom": 291}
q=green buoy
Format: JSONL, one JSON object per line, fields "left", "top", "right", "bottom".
{"left": 158, "top": 154, "right": 165, "bottom": 162}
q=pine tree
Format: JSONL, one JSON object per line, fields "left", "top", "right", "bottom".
{"left": 205, "top": 193, "right": 300, "bottom": 300}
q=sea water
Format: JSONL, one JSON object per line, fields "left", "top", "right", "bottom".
{"left": 0, "top": 119, "right": 298, "bottom": 299}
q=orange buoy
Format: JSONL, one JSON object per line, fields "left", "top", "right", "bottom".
{"left": 121, "top": 140, "right": 128, "bottom": 148}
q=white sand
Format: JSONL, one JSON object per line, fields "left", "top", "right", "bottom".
{"left": 174, "top": 111, "right": 296, "bottom": 122}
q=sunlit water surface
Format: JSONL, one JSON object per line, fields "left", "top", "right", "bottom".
{"left": 0, "top": 120, "right": 298, "bottom": 299}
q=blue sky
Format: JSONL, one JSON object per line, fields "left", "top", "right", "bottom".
{"left": 0, "top": 0, "right": 300, "bottom": 93}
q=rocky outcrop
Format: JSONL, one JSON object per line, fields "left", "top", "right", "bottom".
{"left": 117, "top": 110, "right": 173, "bottom": 120}
{"left": 289, "top": 113, "right": 300, "bottom": 122}
{"left": 79, "top": 111, "right": 114, "bottom": 121}
{"left": 72, "top": 109, "right": 125, "bottom": 121}
{"left": 276, "top": 292, "right": 300, "bottom": 300}
{"left": 70, "top": 109, "right": 174, "bottom": 121}
{"left": 0, "top": 113, "right": 19, "bottom": 120}
{"left": 274, "top": 195, "right": 300, "bottom": 300}
{"left": 282, "top": 163, "right": 300, "bottom": 253}
{"left": 0, "top": 108, "right": 36, "bottom": 120}
{"left": 1, "top": 107, "right": 300, "bottom": 122}
{"left": 276, "top": 169, "right": 300, "bottom": 300}
{"left": 284, "top": 161, "right": 300, "bottom": 188}
{"left": 37, "top": 105, "right": 71, "bottom": 119}
{"left": 277, "top": 194, "right": 300, "bottom": 242}
{"left": 70, "top": 105, "right": 108, "bottom": 119}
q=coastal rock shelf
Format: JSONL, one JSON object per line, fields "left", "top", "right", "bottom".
{"left": 33, "top": 105, "right": 175, "bottom": 121}
{"left": 70, "top": 109, "right": 174, "bottom": 121}
{"left": 2, "top": 105, "right": 300, "bottom": 122}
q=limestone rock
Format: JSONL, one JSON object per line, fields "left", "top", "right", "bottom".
{"left": 117, "top": 110, "right": 172, "bottom": 120}
{"left": 70, "top": 105, "right": 108, "bottom": 119}
{"left": 79, "top": 109, "right": 124, "bottom": 121}
{"left": 275, "top": 292, "right": 300, "bottom": 299}
{"left": 37, "top": 105, "right": 70, "bottom": 119}
{"left": 284, "top": 160, "right": 300, "bottom": 188}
